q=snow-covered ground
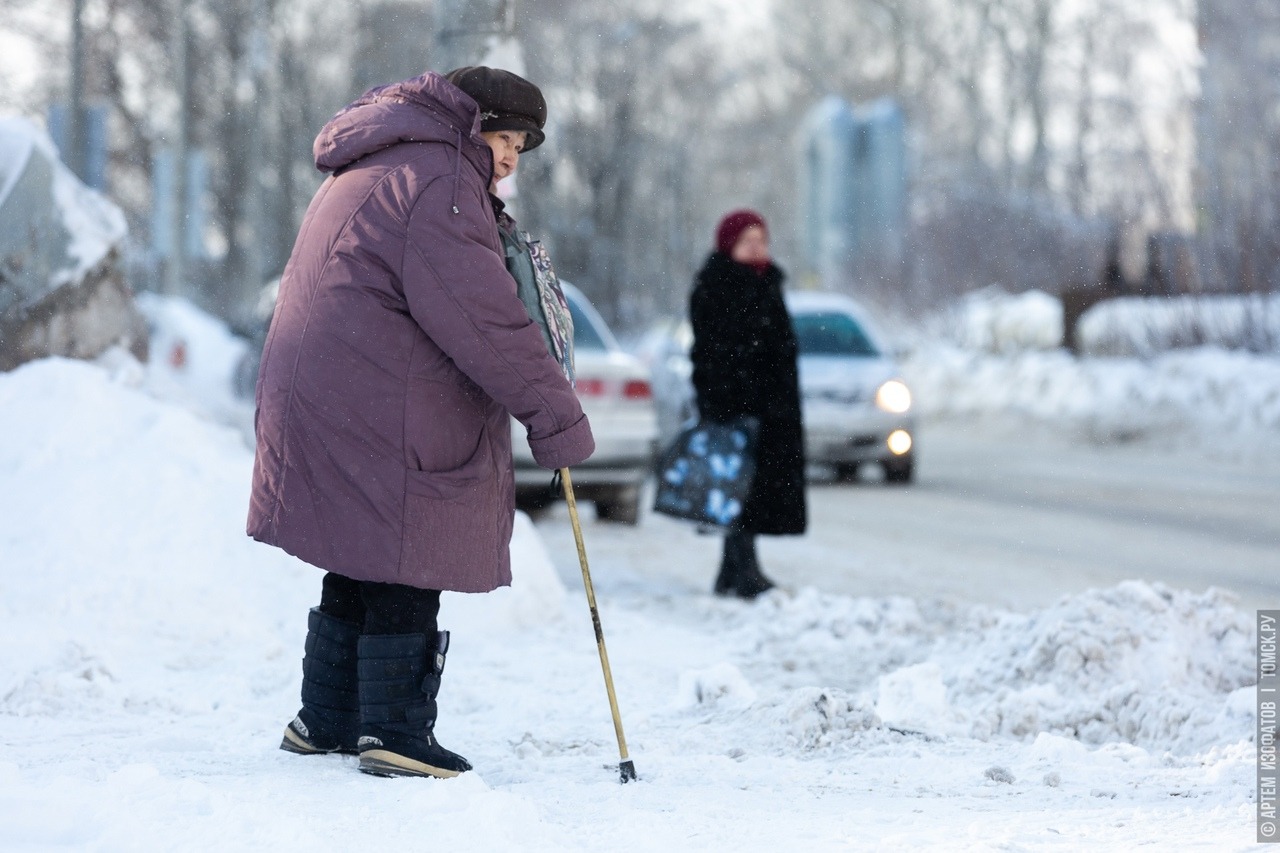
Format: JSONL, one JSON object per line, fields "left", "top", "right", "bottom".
{"left": 0, "top": 296, "right": 1272, "bottom": 850}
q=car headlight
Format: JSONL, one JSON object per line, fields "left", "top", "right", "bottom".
{"left": 887, "top": 429, "right": 913, "bottom": 455}
{"left": 875, "top": 380, "right": 911, "bottom": 413}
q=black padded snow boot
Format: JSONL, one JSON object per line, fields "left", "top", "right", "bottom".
{"left": 356, "top": 631, "right": 472, "bottom": 779}
{"left": 281, "top": 608, "right": 361, "bottom": 755}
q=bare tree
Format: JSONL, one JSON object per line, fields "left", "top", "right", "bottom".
{"left": 8, "top": 0, "right": 1271, "bottom": 335}
{"left": 518, "top": 1, "right": 722, "bottom": 328}
{"left": 765, "top": 0, "right": 1200, "bottom": 309}
{"left": 1197, "top": 0, "right": 1280, "bottom": 293}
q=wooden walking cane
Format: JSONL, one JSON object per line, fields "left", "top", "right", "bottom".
{"left": 558, "top": 467, "right": 638, "bottom": 783}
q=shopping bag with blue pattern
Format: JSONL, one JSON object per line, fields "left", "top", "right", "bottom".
{"left": 652, "top": 416, "right": 760, "bottom": 528}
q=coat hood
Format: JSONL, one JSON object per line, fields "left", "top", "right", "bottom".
{"left": 312, "top": 72, "right": 494, "bottom": 180}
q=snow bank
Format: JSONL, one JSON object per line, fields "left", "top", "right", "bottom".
{"left": 942, "top": 287, "right": 1064, "bottom": 353}
{"left": 941, "top": 582, "right": 1253, "bottom": 754}
{"left": 904, "top": 341, "right": 1280, "bottom": 440}
{"left": 0, "top": 357, "right": 296, "bottom": 720}
{"left": 1080, "top": 292, "right": 1280, "bottom": 356}
{"left": 916, "top": 288, "right": 1280, "bottom": 440}
{"left": 0, "top": 358, "right": 561, "bottom": 720}
{"left": 934, "top": 287, "right": 1280, "bottom": 358}
{"left": 664, "top": 583, "right": 1251, "bottom": 757}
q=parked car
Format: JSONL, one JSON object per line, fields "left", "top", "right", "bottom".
{"left": 640, "top": 291, "right": 916, "bottom": 484}
{"left": 631, "top": 315, "right": 697, "bottom": 446}
{"left": 511, "top": 282, "right": 660, "bottom": 523}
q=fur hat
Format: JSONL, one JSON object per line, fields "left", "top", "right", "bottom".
{"left": 715, "top": 209, "right": 768, "bottom": 255}
{"left": 444, "top": 66, "right": 547, "bottom": 151}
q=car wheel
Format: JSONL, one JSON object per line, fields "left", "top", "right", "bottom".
{"left": 883, "top": 458, "right": 914, "bottom": 485}
{"left": 594, "top": 486, "right": 641, "bottom": 525}
{"left": 833, "top": 462, "right": 860, "bottom": 483}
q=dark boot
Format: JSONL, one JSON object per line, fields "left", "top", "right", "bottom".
{"left": 281, "top": 608, "right": 361, "bottom": 755}
{"left": 726, "top": 531, "right": 775, "bottom": 600}
{"left": 356, "top": 631, "right": 472, "bottom": 779}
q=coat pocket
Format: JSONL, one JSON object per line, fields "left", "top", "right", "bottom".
{"left": 400, "top": 438, "right": 503, "bottom": 592}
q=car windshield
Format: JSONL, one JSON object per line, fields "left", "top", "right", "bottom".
{"left": 567, "top": 294, "right": 609, "bottom": 351}
{"left": 792, "top": 311, "right": 880, "bottom": 357}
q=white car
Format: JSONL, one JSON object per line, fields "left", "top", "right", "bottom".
{"left": 639, "top": 291, "right": 916, "bottom": 484}
{"left": 787, "top": 292, "right": 916, "bottom": 483}
{"left": 511, "top": 282, "right": 660, "bottom": 523}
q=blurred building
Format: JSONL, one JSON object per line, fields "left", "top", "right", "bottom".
{"left": 797, "top": 96, "right": 905, "bottom": 291}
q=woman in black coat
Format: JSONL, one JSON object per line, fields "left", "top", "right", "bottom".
{"left": 689, "top": 209, "right": 807, "bottom": 598}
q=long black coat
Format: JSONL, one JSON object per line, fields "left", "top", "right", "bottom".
{"left": 689, "top": 252, "right": 807, "bottom": 535}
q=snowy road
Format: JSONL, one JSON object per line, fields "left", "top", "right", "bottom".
{"left": 531, "top": 416, "right": 1280, "bottom": 613}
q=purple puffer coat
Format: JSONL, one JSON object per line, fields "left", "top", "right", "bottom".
{"left": 247, "top": 73, "right": 593, "bottom": 593}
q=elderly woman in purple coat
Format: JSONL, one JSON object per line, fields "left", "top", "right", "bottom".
{"left": 247, "top": 68, "right": 592, "bottom": 779}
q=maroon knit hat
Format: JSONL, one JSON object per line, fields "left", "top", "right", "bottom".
{"left": 715, "top": 209, "right": 768, "bottom": 255}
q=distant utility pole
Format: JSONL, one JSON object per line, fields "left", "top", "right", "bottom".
{"left": 434, "top": 0, "right": 514, "bottom": 71}
{"left": 67, "top": 0, "right": 86, "bottom": 181}
{"left": 164, "top": 0, "right": 192, "bottom": 297}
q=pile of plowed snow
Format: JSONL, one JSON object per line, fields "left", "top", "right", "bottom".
{"left": 656, "top": 582, "right": 1252, "bottom": 757}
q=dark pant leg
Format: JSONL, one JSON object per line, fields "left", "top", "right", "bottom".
{"left": 723, "top": 528, "right": 754, "bottom": 567}
{"left": 359, "top": 581, "right": 442, "bottom": 637}
{"left": 723, "top": 527, "right": 772, "bottom": 598}
{"left": 318, "top": 571, "right": 366, "bottom": 624}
